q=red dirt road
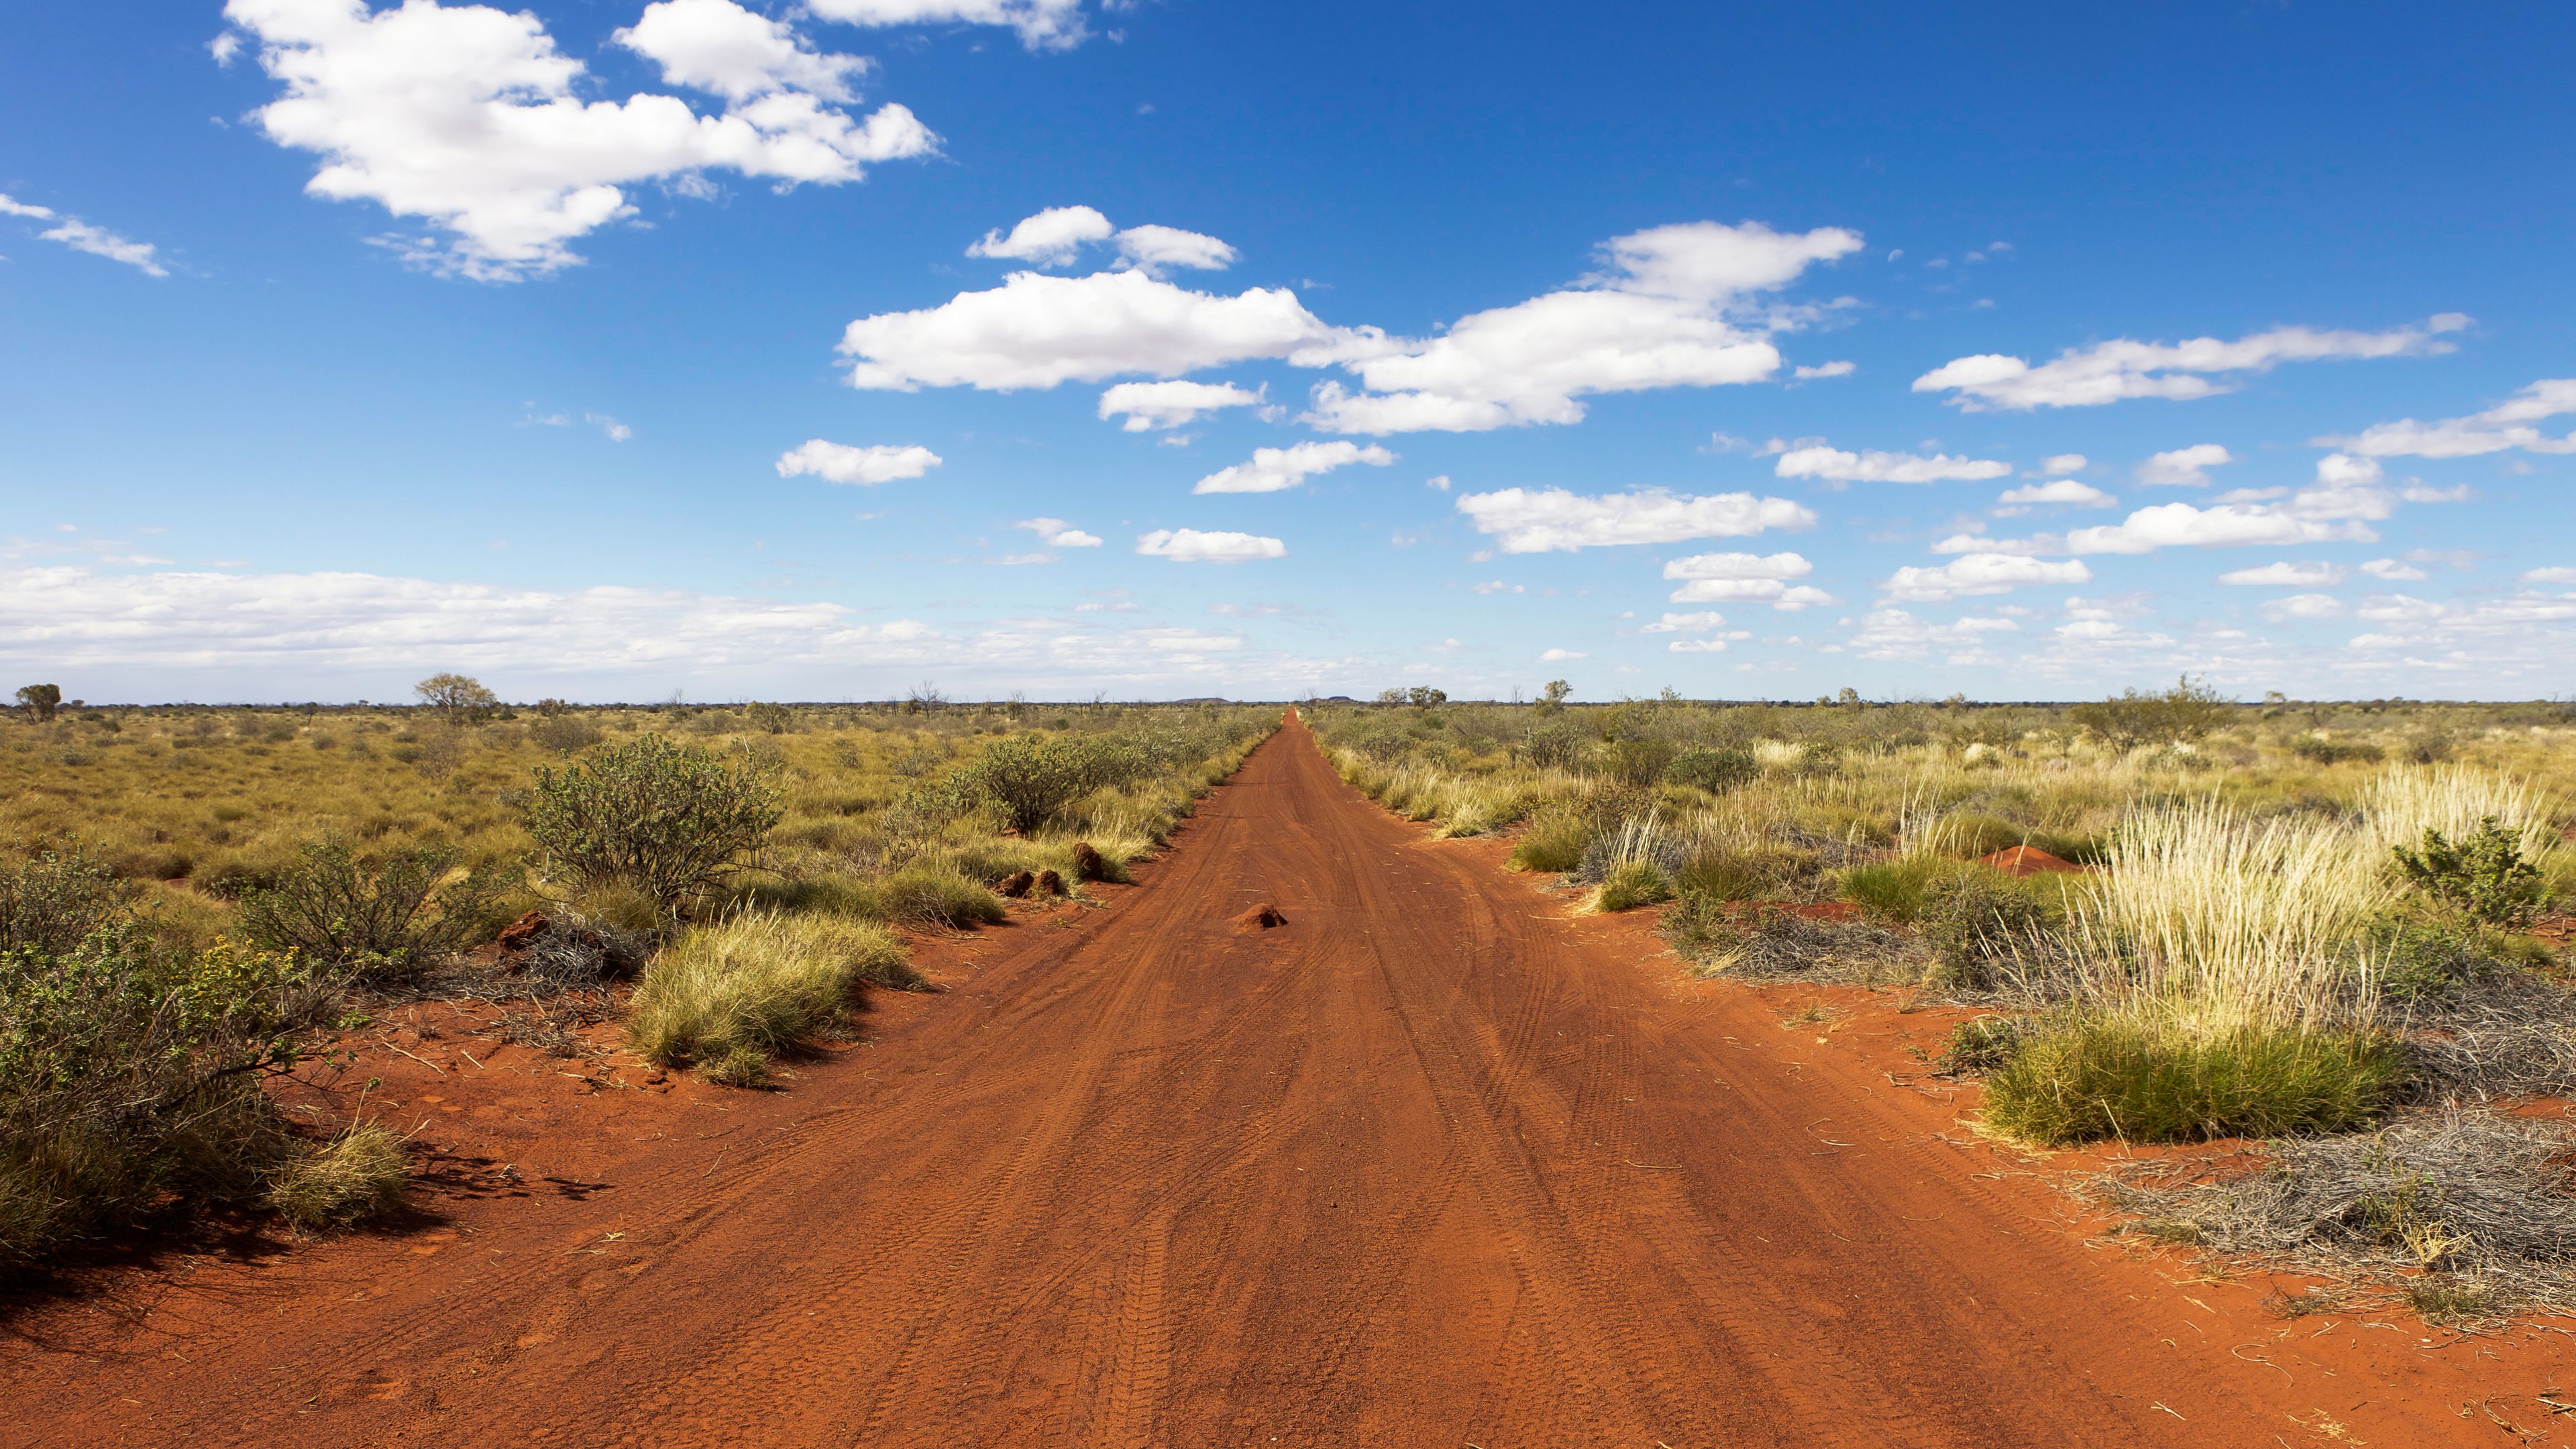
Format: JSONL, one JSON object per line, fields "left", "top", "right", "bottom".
{"left": 7, "top": 717, "right": 2567, "bottom": 1446}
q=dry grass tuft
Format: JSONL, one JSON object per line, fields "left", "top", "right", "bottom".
{"left": 627, "top": 913, "right": 916, "bottom": 1081}
{"left": 268, "top": 1122, "right": 409, "bottom": 1230}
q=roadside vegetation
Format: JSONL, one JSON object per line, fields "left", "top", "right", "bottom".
{"left": 1314, "top": 682, "right": 2576, "bottom": 1318}
{"left": 0, "top": 682, "right": 1273, "bottom": 1279}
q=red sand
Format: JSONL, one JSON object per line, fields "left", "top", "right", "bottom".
{"left": 1981, "top": 844, "right": 2087, "bottom": 876}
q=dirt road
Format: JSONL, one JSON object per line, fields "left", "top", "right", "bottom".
{"left": 6, "top": 716, "right": 2561, "bottom": 1446}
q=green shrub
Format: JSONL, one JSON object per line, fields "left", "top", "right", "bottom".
{"left": 963, "top": 735, "right": 1139, "bottom": 835}
{"left": 628, "top": 914, "right": 915, "bottom": 1080}
{"left": 1509, "top": 804, "right": 1599, "bottom": 872}
{"left": 523, "top": 735, "right": 784, "bottom": 914}
{"left": 1601, "top": 737, "right": 1678, "bottom": 788}
{"left": 2367, "top": 917, "right": 2491, "bottom": 1000}
{"left": 1937, "top": 1016, "right": 2026, "bottom": 1075}
{"left": 1590, "top": 860, "right": 1674, "bottom": 912}
{"left": 1794, "top": 741, "right": 1843, "bottom": 777}
{"left": 2068, "top": 675, "right": 2231, "bottom": 749}
{"left": 0, "top": 849, "right": 131, "bottom": 957}
{"left": 1982, "top": 1016, "right": 2402, "bottom": 1145}
{"left": 1674, "top": 849, "right": 1776, "bottom": 901}
{"left": 1841, "top": 857, "right": 1963, "bottom": 922}
{"left": 872, "top": 861, "right": 1008, "bottom": 928}
{"left": 1520, "top": 720, "right": 1590, "bottom": 771}
{"left": 2290, "top": 736, "right": 2385, "bottom": 765}
{"left": 1919, "top": 868, "right": 2051, "bottom": 989}
{"left": 1, "top": 928, "right": 325, "bottom": 1273}
{"left": 238, "top": 840, "right": 506, "bottom": 983}
{"left": 1665, "top": 747, "right": 1758, "bottom": 795}
{"left": 2392, "top": 817, "right": 2543, "bottom": 928}
{"left": 268, "top": 1122, "right": 409, "bottom": 1230}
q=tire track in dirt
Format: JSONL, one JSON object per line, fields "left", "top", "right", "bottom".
{"left": 7, "top": 712, "right": 2563, "bottom": 1448}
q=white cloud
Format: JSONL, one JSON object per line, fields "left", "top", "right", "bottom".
{"left": 1303, "top": 220, "right": 1862, "bottom": 433}
{"left": 1660, "top": 553, "right": 1833, "bottom": 610}
{"left": 1016, "top": 517, "right": 1102, "bottom": 548}
{"left": 1193, "top": 441, "right": 1393, "bottom": 494}
{"left": 0, "top": 193, "right": 168, "bottom": 276}
{"left": 1847, "top": 608, "right": 2020, "bottom": 663}
{"left": 1772, "top": 443, "right": 2010, "bottom": 485}
{"left": 1455, "top": 488, "right": 1813, "bottom": 553}
{"left": 2135, "top": 443, "right": 2234, "bottom": 487}
{"left": 223, "top": 0, "right": 933, "bottom": 280}
{"left": 1538, "top": 647, "right": 1587, "bottom": 662}
{"left": 2039, "top": 453, "right": 2088, "bottom": 474}
{"left": 1880, "top": 552, "right": 2092, "bottom": 601}
{"left": 2261, "top": 593, "right": 2348, "bottom": 621}
{"left": 1470, "top": 580, "right": 1524, "bottom": 595}
{"left": 1640, "top": 610, "right": 1726, "bottom": 633}
{"left": 1134, "top": 528, "right": 1285, "bottom": 563}
{"left": 2522, "top": 567, "right": 2576, "bottom": 585}
{"left": 1913, "top": 317, "right": 2467, "bottom": 410}
{"left": 2360, "top": 558, "right": 2428, "bottom": 581}
{"left": 2065, "top": 500, "right": 2377, "bottom": 555}
{"left": 2322, "top": 378, "right": 2576, "bottom": 458}
{"left": 802, "top": 0, "right": 1089, "bottom": 52}
{"left": 773, "top": 439, "right": 941, "bottom": 484}
{"left": 1995, "top": 479, "right": 2114, "bottom": 508}
{"left": 966, "top": 204, "right": 1113, "bottom": 264}
{"left": 2218, "top": 560, "right": 2347, "bottom": 587}
{"left": 1112, "top": 223, "right": 1236, "bottom": 274}
{"left": 619, "top": 0, "right": 872, "bottom": 99}
{"left": 1929, "top": 531, "right": 2065, "bottom": 555}
{"left": 843, "top": 268, "right": 1337, "bottom": 390}
{"left": 1792, "top": 360, "right": 1855, "bottom": 380}
{"left": 1097, "top": 379, "right": 1260, "bottom": 431}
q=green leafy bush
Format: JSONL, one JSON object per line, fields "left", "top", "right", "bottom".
{"left": 2068, "top": 675, "right": 2231, "bottom": 749}
{"left": 2290, "top": 736, "right": 2385, "bottom": 765}
{"left": 238, "top": 841, "right": 506, "bottom": 983}
{"left": 1520, "top": 720, "right": 1590, "bottom": 771}
{"left": 1665, "top": 747, "right": 1758, "bottom": 795}
{"left": 1600, "top": 737, "right": 1677, "bottom": 788}
{"left": 1918, "top": 868, "right": 2051, "bottom": 989}
{"left": 2391, "top": 817, "right": 2543, "bottom": 927}
{"left": 1937, "top": 1016, "right": 2026, "bottom": 1075}
{"left": 523, "top": 735, "right": 784, "bottom": 915}
{"left": 0, "top": 849, "right": 131, "bottom": 957}
{"left": 1, "top": 927, "right": 327, "bottom": 1273}
{"left": 963, "top": 735, "right": 1138, "bottom": 835}
{"left": 1982, "top": 1016, "right": 2402, "bottom": 1145}
{"left": 2367, "top": 917, "right": 2492, "bottom": 1000}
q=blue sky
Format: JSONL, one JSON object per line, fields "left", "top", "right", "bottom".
{"left": 4, "top": 0, "right": 2572, "bottom": 703}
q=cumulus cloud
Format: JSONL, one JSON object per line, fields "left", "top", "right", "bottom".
{"left": 2523, "top": 566, "right": 2576, "bottom": 586}
{"left": 1538, "top": 647, "right": 1587, "bottom": 662}
{"left": 1792, "top": 361, "right": 1855, "bottom": 380}
{"left": 2360, "top": 558, "right": 2428, "bottom": 581}
{"left": 1640, "top": 610, "right": 1726, "bottom": 633}
{"left": 1304, "top": 221, "right": 1862, "bottom": 433}
{"left": 1995, "top": 479, "right": 2115, "bottom": 508}
{"left": 966, "top": 204, "right": 1113, "bottom": 264}
{"left": 1847, "top": 608, "right": 2019, "bottom": 663}
{"left": 2135, "top": 443, "right": 2234, "bottom": 487}
{"left": 802, "top": 0, "right": 1090, "bottom": 52}
{"left": 1912, "top": 317, "right": 2467, "bottom": 411}
{"left": 2218, "top": 560, "right": 2347, "bottom": 587}
{"left": 221, "top": 0, "right": 934, "bottom": 280}
{"left": 1929, "top": 531, "right": 2065, "bottom": 555}
{"left": 2261, "top": 593, "right": 2348, "bottom": 621}
{"left": 2322, "top": 378, "right": 2576, "bottom": 458}
{"left": 1454, "top": 488, "right": 1814, "bottom": 553}
{"left": 0, "top": 192, "right": 168, "bottom": 276}
{"left": 2039, "top": 453, "right": 2088, "bottom": 474}
{"left": 1134, "top": 528, "right": 1285, "bottom": 563}
{"left": 843, "top": 219, "right": 1859, "bottom": 428}
{"left": 843, "top": 269, "right": 1337, "bottom": 390}
{"left": 1772, "top": 443, "right": 2010, "bottom": 486}
{"left": 1661, "top": 551, "right": 1833, "bottom": 608}
{"left": 1016, "top": 517, "right": 1102, "bottom": 548}
{"left": 1193, "top": 441, "right": 1393, "bottom": 494}
{"left": 2065, "top": 500, "right": 2377, "bottom": 555}
{"left": 1097, "top": 380, "right": 1261, "bottom": 431}
{"left": 773, "top": 439, "right": 941, "bottom": 484}
{"left": 1880, "top": 552, "right": 2092, "bottom": 601}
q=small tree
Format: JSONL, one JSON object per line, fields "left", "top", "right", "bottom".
{"left": 1538, "top": 679, "right": 1572, "bottom": 710}
{"left": 1406, "top": 686, "right": 1448, "bottom": 708}
{"left": 15, "top": 684, "right": 61, "bottom": 722}
{"left": 523, "top": 735, "right": 784, "bottom": 914}
{"left": 2068, "top": 674, "right": 2231, "bottom": 749}
{"left": 415, "top": 672, "right": 498, "bottom": 727}
{"left": 965, "top": 735, "right": 1132, "bottom": 835}
{"left": 2392, "top": 817, "right": 2544, "bottom": 928}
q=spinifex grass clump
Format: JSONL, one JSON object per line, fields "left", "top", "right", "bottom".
{"left": 1984, "top": 1015, "right": 2403, "bottom": 1145}
{"left": 627, "top": 913, "right": 917, "bottom": 1086}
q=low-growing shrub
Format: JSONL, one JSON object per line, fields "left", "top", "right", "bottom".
{"left": 2067, "top": 676, "right": 2231, "bottom": 749}
{"left": 524, "top": 735, "right": 784, "bottom": 914}
{"left": 1982, "top": 1016, "right": 2404, "bottom": 1145}
{"left": 0, "top": 849, "right": 131, "bottom": 957}
{"left": 2290, "top": 735, "right": 2385, "bottom": 766}
{"left": 1600, "top": 737, "right": 1677, "bottom": 788}
{"left": 1841, "top": 857, "right": 1964, "bottom": 922}
{"left": 2368, "top": 917, "right": 2493, "bottom": 1001}
{"left": 1, "top": 927, "right": 328, "bottom": 1273}
{"left": 873, "top": 861, "right": 1008, "bottom": 928}
{"left": 1674, "top": 849, "right": 1776, "bottom": 902}
{"left": 1918, "top": 868, "right": 2052, "bottom": 990}
{"left": 1509, "top": 803, "right": 1601, "bottom": 873}
{"left": 1664, "top": 747, "right": 1758, "bottom": 796}
{"left": 965, "top": 735, "right": 1139, "bottom": 835}
{"left": 627, "top": 913, "right": 918, "bottom": 1082}
{"left": 1937, "top": 1016, "right": 2026, "bottom": 1075}
{"left": 237, "top": 840, "right": 506, "bottom": 984}
{"left": 2392, "top": 817, "right": 2544, "bottom": 928}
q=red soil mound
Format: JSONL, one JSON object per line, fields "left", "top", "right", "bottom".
{"left": 496, "top": 910, "right": 549, "bottom": 951}
{"left": 1980, "top": 845, "right": 2084, "bottom": 877}
{"left": 1071, "top": 841, "right": 1107, "bottom": 881}
{"left": 996, "top": 871, "right": 1035, "bottom": 899}
{"left": 1233, "top": 902, "right": 1287, "bottom": 930}
{"left": 1034, "top": 869, "right": 1065, "bottom": 896}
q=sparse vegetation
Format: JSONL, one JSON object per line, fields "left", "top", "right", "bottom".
{"left": 627, "top": 912, "right": 915, "bottom": 1085}
{"left": 237, "top": 840, "right": 506, "bottom": 983}
{"left": 523, "top": 734, "right": 786, "bottom": 915}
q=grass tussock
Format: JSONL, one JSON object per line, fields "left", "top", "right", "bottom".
{"left": 268, "top": 1122, "right": 410, "bottom": 1230}
{"left": 1982, "top": 1014, "right": 2404, "bottom": 1146}
{"left": 627, "top": 912, "right": 918, "bottom": 1083}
